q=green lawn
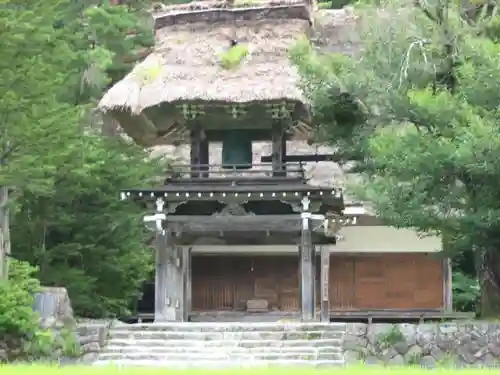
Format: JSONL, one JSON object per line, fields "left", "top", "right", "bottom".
{"left": 2, "top": 366, "right": 500, "bottom": 375}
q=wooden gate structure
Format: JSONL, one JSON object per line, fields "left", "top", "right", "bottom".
{"left": 101, "top": 0, "right": 457, "bottom": 322}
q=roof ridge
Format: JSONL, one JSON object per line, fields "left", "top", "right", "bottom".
{"left": 153, "top": 0, "right": 312, "bottom": 29}
{"left": 153, "top": 0, "right": 308, "bottom": 14}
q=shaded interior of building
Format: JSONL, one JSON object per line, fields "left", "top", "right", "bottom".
{"left": 131, "top": 252, "right": 445, "bottom": 323}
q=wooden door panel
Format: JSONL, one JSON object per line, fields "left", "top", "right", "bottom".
{"left": 329, "top": 256, "right": 355, "bottom": 309}
{"left": 233, "top": 257, "right": 253, "bottom": 310}
{"left": 353, "top": 254, "right": 444, "bottom": 309}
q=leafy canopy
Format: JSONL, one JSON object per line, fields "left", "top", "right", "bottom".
{"left": 292, "top": 0, "right": 500, "bottom": 314}
{"left": 0, "top": 0, "right": 162, "bottom": 317}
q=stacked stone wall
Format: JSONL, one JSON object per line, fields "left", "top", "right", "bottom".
{"left": 343, "top": 322, "right": 500, "bottom": 368}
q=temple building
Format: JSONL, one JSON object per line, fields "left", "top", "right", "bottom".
{"left": 99, "top": 0, "right": 450, "bottom": 322}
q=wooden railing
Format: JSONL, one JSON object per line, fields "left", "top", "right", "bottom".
{"left": 165, "top": 162, "right": 306, "bottom": 185}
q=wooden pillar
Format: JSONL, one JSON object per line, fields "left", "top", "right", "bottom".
{"left": 155, "top": 234, "right": 187, "bottom": 322}
{"left": 167, "top": 246, "right": 186, "bottom": 321}
{"left": 183, "top": 247, "right": 192, "bottom": 322}
{"left": 443, "top": 257, "right": 453, "bottom": 311}
{"left": 271, "top": 122, "right": 286, "bottom": 177}
{"left": 190, "top": 124, "right": 209, "bottom": 178}
{"left": 199, "top": 136, "right": 209, "bottom": 178}
{"left": 300, "top": 196, "right": 315, "bottom": 321}
{"left": 320, "top": 246, "right": 330, "bottom": 322}
{"left": 154, "top": 232, "right": 169, "bottom": 321}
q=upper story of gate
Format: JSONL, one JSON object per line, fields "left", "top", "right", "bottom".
{"left": 99, "top": 0, "right": 356, "bottom": 191}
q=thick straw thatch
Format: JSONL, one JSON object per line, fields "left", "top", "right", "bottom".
{"left": 99, "top": 3, "right": 358, "bottom": 146}
{"left": 99, "top": 0, "right": 313, "bottom": 113}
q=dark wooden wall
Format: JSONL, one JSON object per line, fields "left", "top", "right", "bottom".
{"left": 191, "top": 253, "right": 444, "bottom": 311}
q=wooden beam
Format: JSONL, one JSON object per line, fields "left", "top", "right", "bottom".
{"left": 320, "top": 246, "right": 330, "bottom": 322}
{"left": 166, "top": 215, "right": 321, "bottom": 233}
{"left": 261, "top": 154, "right": 340, "bottom": 163}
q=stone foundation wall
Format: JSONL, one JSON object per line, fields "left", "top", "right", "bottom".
{"left": 76, "top": 321, "right": 111, "bottom": 363}
{"left": 343, "top": 322, "right": 500, "bottom": 368}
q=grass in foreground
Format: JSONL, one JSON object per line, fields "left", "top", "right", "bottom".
{"left": 2, "top": 365, "right": 500, "bottom": 375}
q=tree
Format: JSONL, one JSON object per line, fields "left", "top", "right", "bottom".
{"left": 1, "top": 0, "right": 163, "bottom": 317}
{"left": 11, "top": 136, "right": 161, "bottom": 317}
{"left": 292, "top": 0, "right": 500, "bottom": 315}
{"left": 0, "top": 0, "right": 89, "bottom": 279}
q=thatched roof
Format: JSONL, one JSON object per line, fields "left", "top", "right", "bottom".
{"left": 98, "top": 1, "right": 357, "bottom": 146}
{"left": 100, "top": 1, "right": 311, "bottom": 112}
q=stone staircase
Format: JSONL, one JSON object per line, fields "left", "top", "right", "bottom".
{"left": 93, "top": 322, "right": 347, "bottom": 368}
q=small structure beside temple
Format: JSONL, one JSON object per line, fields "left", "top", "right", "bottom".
{"left": 99, "top": 1, "right": 454, "bottom": 323}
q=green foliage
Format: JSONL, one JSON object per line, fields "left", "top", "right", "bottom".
{"left": 11, "top": 136, "right": 160, "bottom": 318}
{"left": 82, "top": 1, "right": 155, "bottom": 89}
{"left": 452, "top": 271, "right": 479, "bottom": 312}
{"left": 23, "top": 327, "right": 81, "bottom": 360}
{"left": 375, "top": 326, "right": 404, "bottom": 350}
{"left": 318, "top": 0, "right": 354, "bottom": 9}
{"left": 58, "top": 327, "right": 81, "bottom": 357}
{"left": 219, "top": 44, "right": 250, "bottom": 70}
{"left": 56, "top": 0, "right": 155, "bottom": 104}
{"left": 0, "top": 0, "right": 161, "bottom": 319}
{"left": 292, "top": 0, "right": 500, "bottom": 315}
{"left": 0, "top": 260, "right": 73, "bottom": 362}
{"left": 0, "top": 0, "right": 87, "bottom": 196}
{"left": 0, "top": 261, "right": 41, "bottom": 339}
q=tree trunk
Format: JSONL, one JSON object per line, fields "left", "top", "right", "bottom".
{"left": 0, "top": 187, "right": 10, "bottom": 280}
{"left": 476, "top": 245, "right": 500, "bottom": 317}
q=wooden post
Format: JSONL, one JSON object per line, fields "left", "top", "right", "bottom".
{"left": 190, "top": 124, "right": 209, "bottom": 178}
{"left": 300, "top": 196, "right": 315, "bottom": 321}
{"left": 164, "top": 246, "right": 186, "bottom": 321}
{"left": 183, "top": 247, "right": 192, "bottom": 322}
{"left": 320, "top": 246, "right": 330, "bottom": 322}
{"left": 199, "top": 136, "right": 209, "bottom": 178}
{"left": 271, "top": 122, "right": 286, "bottom": 177}
{"left": 155, "top": 235, "right": 186, "bottom": 322}
{"left": 443, "top": 257, "right": 453, "bottom": 311}
{"left": 154, "top": 231, "right": 169, "bottom": 321}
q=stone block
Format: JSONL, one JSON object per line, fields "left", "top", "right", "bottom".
{"left": 346, "top": 323, "right": 367, "bottom": 336}
{"left": 343, "top": 350, "right": 360, "bottom": 362}
{"left": 246, "top": 299, "right": 269, "bottom": 312}
{"left": 393, "top": 340, "right": 409, "bottom": 355}
{"left": 364, "top": 356, "right": 382, "bottom": 365}
{"left": 343, "top": 335, "right": 367, "bottom": 351}
{"left": 430, "top": 346, "right": 446, "bottom": 361}
{"left": 488, "top": 342, "right": 500, "bottom": 357}
{"left": 367, "top": 323, "right": 394, "bottom": 346}
{"left": 81, "top": 342, "right": 101, "bottom": 354}
{"left": 420, "top": 355, "right": 437, "bottom": 368}
{"left": 404, "top": 345, "right": 423, "bottom": 362}
{"left": 387, "top": 354, "right": 405, "bottom": 366}
{"left": 398, "top": 323, "right": 417, "bottom": 346}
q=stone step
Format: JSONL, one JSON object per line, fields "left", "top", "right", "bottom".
{"left": 96, "top": 351, "right": 344, "bottom": 361}
{"left": 111, "top": 322, "right": 347, "bottom": 333}
{"left": 109, "top": 330, "right": 344, "bottom": 341}
{"left": 96, "top": 323, "right": 347, "bottom": 368}
{"left": 103, "top": 345, "right": 342, "bottom": 354}
{"left": 106, "top": 338, "right": 343, "bottom": 348}
{"left": 93, "top": 359, "right": 345, "bottom": 368}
